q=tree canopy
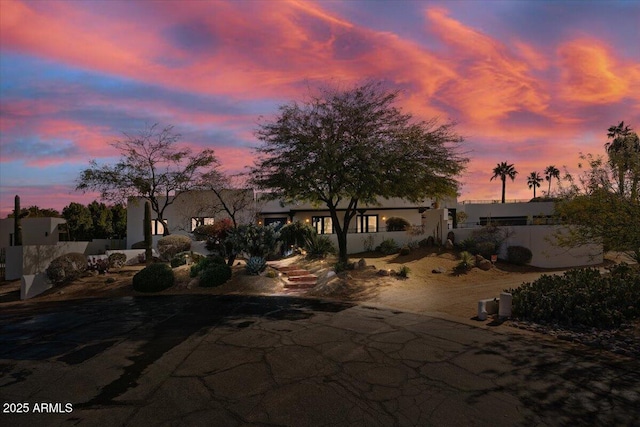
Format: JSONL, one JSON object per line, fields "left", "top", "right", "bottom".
{"left": 554, "top": 122, "right": 640, "bottom": 261}
{"left": 76, "top": 123, "right": 218, "bottom": 234}
{"left": 251, "top": 81, "right": 468, "bottom": 263}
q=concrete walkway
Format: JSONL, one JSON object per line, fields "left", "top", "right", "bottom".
{"left": 0, "top": 295, "right": 638, "bottom": 426}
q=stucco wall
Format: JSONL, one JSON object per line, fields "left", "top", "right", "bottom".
{"left": 0, "top": 217, "right": 66, "bottom": 250}
{"left": 449, "top": 225, "right": 602, "bottom": 269}
{"left": 458, "top": 202, "right": 555, "bottom": 227}
{"left": 5, "top": 242, "right": 91, "bottom": 280}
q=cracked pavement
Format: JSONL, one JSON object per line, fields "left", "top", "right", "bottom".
{"left": 0, "top": 295, "right": 638, "bottom": 426}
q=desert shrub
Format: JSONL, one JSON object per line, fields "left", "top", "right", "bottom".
{"left": 475, "top": 241, "right": 497, "bottom": 259}
{"left": 386, "top": 217, "right": 410, "bottom": 231}
{"left": 266, "top": 269, "right": 278, "bottom": 278}
{"left": 398, "top": 265, "right": 410, "bottom": 278}
{"left": 454, "top": 251, "right": 474, "bottom": 275}
{"left": 226, "top": 223, "right": 279, "bottom": 258}
{"left": 199, "top": 264, "right": 232, "bottom": 287}
{"left": 87, "top": 257, "right": 109, "bottom": 274}
{"left": 362, "top": 235, "right": 376, "bottom": 252}
{"left": 279, "top": 221, "right": 316, "bottom": 249}
{"left": 377, "top": 238, "right": 399, "bottom": 255}
{"left": 507, "top": 264, "right": 640, "bottom": 328}
{"left": 507, "top": 246, "right": 533, "bottom": 265}
{"left": 132, "top": 263, "right": 174, "bottom": 292}
{"left": 245, "top": 256, "right": 267, "bottom": 275}
{"left": 108, "top": 252, "right": 127, "bottom": 269}
{"left": 170, "top": 251, "right": 205, "bottom": 268}
{"left": 46, "top": 252, "right": 88, "bottom": 285}
{"left": 157, "top": 235, "right": 192, "bottom": 261}
{"left": 471, "top": 225, "right": 507, "bottom": 252}
{"left": 131, "top": 241, "right": 146, "bottom": 249}
{"left": 190, "top": 255, "right": 226, "bottom": 277}
{"left": 304, "top": 235, "right": 336, "bottom": 259}
{"left": 399, "top": 246, "right": 411, "bottom": 256}
{"left": 457, "top": 237, "right": 477, "bottom": 253}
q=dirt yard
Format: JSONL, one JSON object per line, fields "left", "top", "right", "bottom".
{"left": 0, "top": 248, "right": 597, "bottom": 321}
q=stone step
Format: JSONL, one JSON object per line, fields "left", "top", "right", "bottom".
{"left": 283, "top": 280, "right": 317, "bottom": 289}
{"left": 288, "top": 274, "right": 318, "bottom": 282}
{"left": 284, "top": 269, "right": 310, "bottom": 276}
{"left": 276, "top": 266, "right": 301, "bottom": 272}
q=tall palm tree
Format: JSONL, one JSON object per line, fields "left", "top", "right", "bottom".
{"left": 527, "top": 171, "right": 543, "bottom": 198}
{"left": 606, "top": 121, "right": 640, "bottom": 198}
{"left": 544, "top": 165, "right": 560, "bottom": 196}
{"left": 490, "top": 162, "right": 518, "bottom": 203}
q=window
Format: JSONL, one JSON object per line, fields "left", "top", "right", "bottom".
{"left": 152, "top": 219, "right": 168, "bottom": 235}
{"left": 191, "top": 217, "right": 215, "bottom": 231}
{"left": 312, "top": 216, "right": 333, "bottom": 234}
{"left": 356, "top": 215, "right": 378, "bottom": 233}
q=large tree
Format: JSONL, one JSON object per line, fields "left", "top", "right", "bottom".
{"left": 490, "top": 162, "right": 518, "bottom": 203}
{"left": 527, "top": 171, "right": 542, "bottom": 198}
{"left": 554, "top": 123, "right": 640, "bottom": 262}
{"left": 251, "top": 81, "right": 467, "bottom": 263}
{"left": 76, "top": 124, "right": 218, "bottom": 234}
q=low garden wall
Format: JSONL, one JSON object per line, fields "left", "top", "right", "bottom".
{"left": 448, "top": 225, "right": 602, "bottom": 269}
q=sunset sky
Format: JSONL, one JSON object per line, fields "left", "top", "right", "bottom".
{"left": 1, "top": 0, "right": 639, "bottom": 217}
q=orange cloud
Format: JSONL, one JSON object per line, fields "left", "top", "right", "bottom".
{"left": 557, "top": 39, "right": 640, "bottom": 104}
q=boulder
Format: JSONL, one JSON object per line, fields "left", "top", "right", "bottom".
{"left": 357, "top": 258, "right": 367, "bottom": 269}
{"left": 432, "top": 266, "right": 447, "bottom": 274}
{"left": 475, "top": 254, "right": 485, "bottom": 264}
{"left": 477, "top": 259, "right": 492, "bottom": 271}
{"left": 377, "top": 269, "right": 390, "bottom": 276}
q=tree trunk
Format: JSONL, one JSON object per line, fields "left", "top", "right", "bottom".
{"left": 501, "top": 178, "right": 506, "bottom": 203}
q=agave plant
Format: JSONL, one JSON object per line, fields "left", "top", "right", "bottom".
{"left": 245, "top": 256, "right": 267, "bottom": 275}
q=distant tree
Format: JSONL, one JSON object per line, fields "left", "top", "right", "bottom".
{"left": 490, "top": 162, "right": 518, "bottom": 203}
{"left": 76, "top": 123, "right": 218, "bottom": 235}
{"left": 62, "top": 202, "right": 93, "bottom": 241}
{"left": 88, "top": 201, "right": 113, "bottom": 239}
{"left": 251, "top": 81, "right": 467, "bottom": 263}
{"left": 527, "top": 171, "right": 543, "bottom": 198}
{"left": 110, "top": 204, "right": 127, "bottom": 239}
{"left": 8, "top": 205, "right": 60, "bottom": 218}
{"left": 544, "top": 165, "right": 560, "bottom": 196}
{"left": 606, "top": 121, "right": 640, "bottom": 200}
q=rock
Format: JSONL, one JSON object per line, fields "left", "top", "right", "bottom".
{"left": 377, "top": 269, "right": 390, "bottom": 276}
{"left": 444, "top": 239, "right": 454, "bottom": 249}
{"left": 475, "top": 254, "right": 485, "bottom": 264}
{"left": 432, "top": 266, "right": 446, "bottom": 274}
{"left": 187, "top": 278, "right": 198, "bottom": 289}
{"left": 357, "top": 258, "right": 367, "bottom": 269}
{"left": 477, "top": 259, "right": 492, "bottom": 271}
{"left": 347, "top": 262, "right": 356, "bottom": 270}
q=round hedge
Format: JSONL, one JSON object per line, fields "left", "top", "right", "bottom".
{"left": 108, "top": 252, "right": 127, "bottom": 269}
{"left": 199, "top": 264, "right": 232, "bottom": 288}
{"left": 46, "top": 252, "right": 88, "bottom": 285}
{"left": 157, "top": 234, "right": 192, "bottom": 260}
{"left": 133, "top": 263, "right": 175, "bottom": 292}
{"left": 189, "top": 255, "right": 226, "bottom": 277}
{"left": 507, "top": 245, "right": 533, "bottom": 265}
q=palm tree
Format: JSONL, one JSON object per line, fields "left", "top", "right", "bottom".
{"left": 490, "top": 162, "right": 518, "bottom": 203}
{"left": 544, "top": 165, "right": 560, "bottom": 196}
{"left": 527, "top": 171, "right": 543, "bottom": 198}
{"left": 606, "top": 121, "right": 640, "bottom": 198}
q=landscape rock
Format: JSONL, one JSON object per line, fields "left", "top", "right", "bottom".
{"left": 377, "top": 269, "right": 390, "bottom": 276}
{"left": 432, "top": 266, "right": 447, "bottom": 274}
{"left": 475, "top": 254, "right": 485, "bottom": 264}
{"left": 477, "top": 259, "right": 492, "bottom": 271}
{"left": 357, "top": 258, "right": 367, "bottom": 269}
{"left": 444, "top": 239, "right": 454, "bottom": 249}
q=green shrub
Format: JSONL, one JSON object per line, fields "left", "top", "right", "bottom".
{"left": 170, "top": 251, "right": 205, "bottom": 268}
{"left": 507, "top": 264, "right": 640, "bottom": 328}
{"left": 475, "top": 241, "right": 497, "bottom": 259}
{"left": 157, "top": 235, "right": 192, "bottom": 260}
{"left": 46, "top": 252, "right": 88, "bottom": 284}
{"left": 266, "top": 269, "right": 278, "bottom": 278}
{"left": 199, "top": 264, "right": 232, "bottom": 287}
{"left": 108, "top": 252, "right": 127, "bottom": 269}
{"left": 398, "top": 265, "right": 410, "bottom": 278}
{"left": 377, "top": 238, "right": 399, "bottom": 255}
{"left": 399, "top": 246, "right": 411, "bottom": 256}
{"left": 457, "top": 238, "right": 477, "bottom": 253}
{"left": 133, "top": 263, "right": 174, "bottom": 292}
{"left": 190, "top": 255, "right": 225, "bottom": 277}
{"left": 245, "top": 256, "right": 267, "bottom": 275}
{"left": 279, "top": 221, "right": 316, "bottom": 248}
{"left": 304, "top": 235, "right": 336, "bottom": 259}
{"left": 507, "top": 246, "right": 533, "bottom": 265}
{"left": 454, "top": 251, "right": 474, "bottom": 275}
{"left": 385, "top": 217, "right": 410, "bottom": 231}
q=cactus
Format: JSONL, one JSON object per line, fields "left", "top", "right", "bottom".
{"left": 144, "top": 201, "right": 152, "bottom": 264}
{"left": 245, "top": 256, "right": 266, "bottom": 275}
{"left": 14, "top": 195, "right": 22, "bottom": 246}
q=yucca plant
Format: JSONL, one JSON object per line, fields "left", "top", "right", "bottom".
{"left": 454, "top": 251, "right": 474, "bottom": 275}
{"left": 245, "top": 256, "right": 267, "bottom": 275}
